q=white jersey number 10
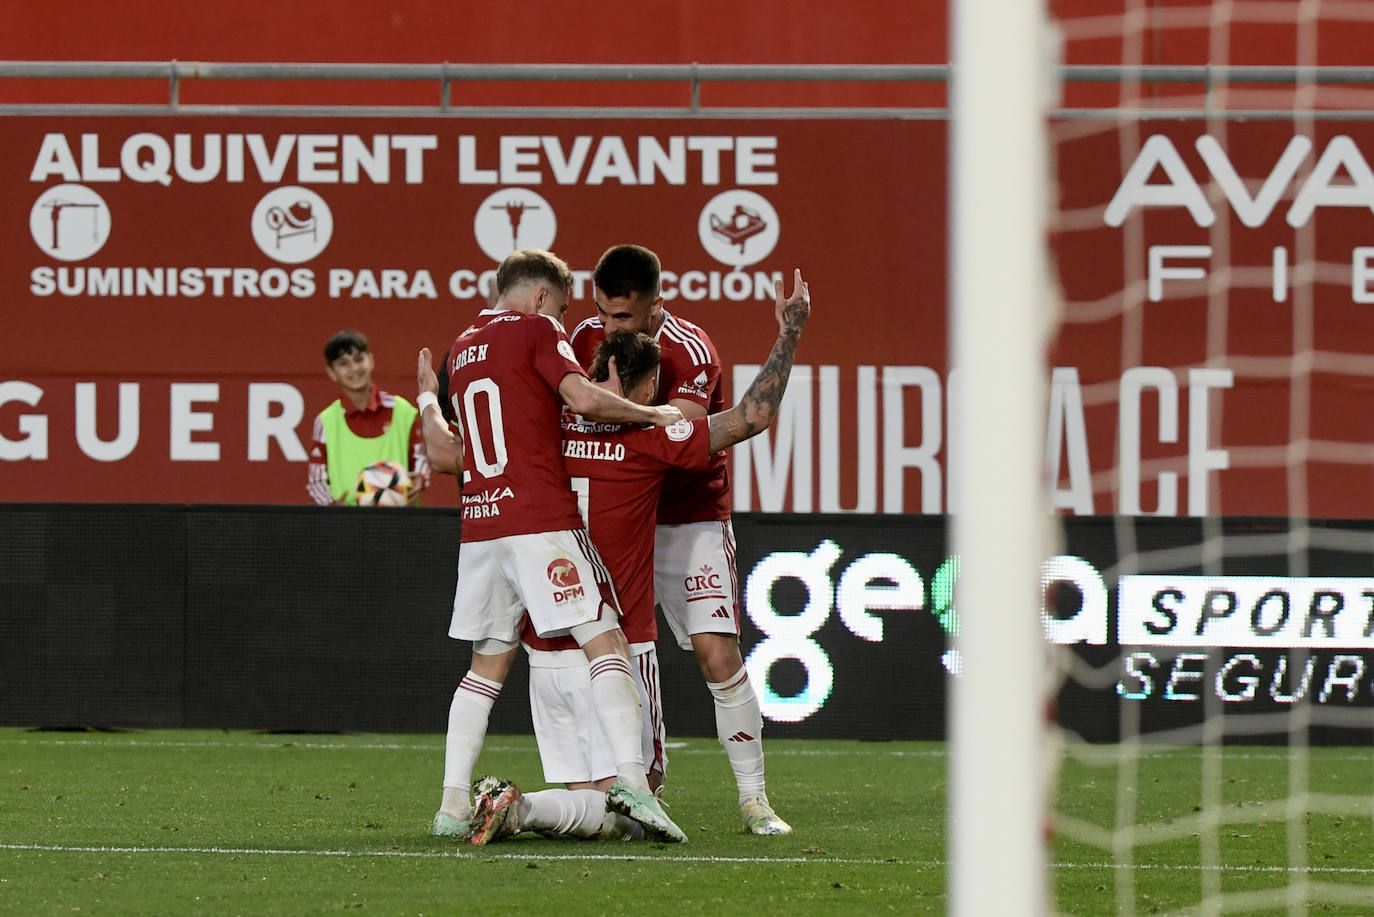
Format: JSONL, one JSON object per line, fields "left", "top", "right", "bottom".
{"left": 452, "top": 377, "right": 508, "bottom": 483}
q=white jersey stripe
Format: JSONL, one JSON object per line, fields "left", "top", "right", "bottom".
{"left": 570, "top": 316, "right": 603, "bottom": 344}
{"left": 722, "top": 520, "right": 740, "bottom": 618}
{"left": 659, "top": 313, "right": 711, "bottom": 365}
{"left": 573, "top": 527, "right": 624, "bottom": 617}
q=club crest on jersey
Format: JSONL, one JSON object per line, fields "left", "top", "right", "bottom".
{"left": 665, "top": 419, "right": 693, "bottom": 442}
{"left": 548, "top": 557, "right": 585, "bottom": 603}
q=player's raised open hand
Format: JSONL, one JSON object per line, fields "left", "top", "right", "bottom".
{"left": 707, "top": 267, "right": 810, "bottom": 454}
{"left": 417, "top": 347, "right": 439, "bottom": 396}
{"left": 774, "top": 268, "right": 810, "bottom": 333}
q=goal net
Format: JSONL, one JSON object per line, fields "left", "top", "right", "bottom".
{"left": 1037, "top": 2, "right": 1374, "bottom": 914}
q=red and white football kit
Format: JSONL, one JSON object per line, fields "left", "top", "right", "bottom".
{"left": 440, "top": 310, "right": 621, "bottom": 642}
{"left": 570, "top": 311, "right": 738, "bottom": 649}
{"left": 522, "top": 412, "right": 712, "bottom": 782}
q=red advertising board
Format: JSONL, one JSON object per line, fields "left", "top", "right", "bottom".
{"left": 1, "top": 117, "right": 940, "bottom": 508}
{"left": 6, "top": 116, "right": 1374, "bottom": 518}
{"left": 1052, "top": 121, "right": 1374, "bottom": 520}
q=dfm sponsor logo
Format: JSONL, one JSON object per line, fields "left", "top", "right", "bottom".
{"left": 547, "top": 558, "right": 585, "bottom": 604}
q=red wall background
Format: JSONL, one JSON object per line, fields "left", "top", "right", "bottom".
{"left": 7, "top": 1, "right": 1374, "bottom": 516}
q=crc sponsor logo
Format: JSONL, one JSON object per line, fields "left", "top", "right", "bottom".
{"left": 251, "top": 186, "right": 333, "bottom": 264}
{"left": 684, "top": 564, "right": 725, "bottom": 599}
{"left": 548, "top": 557, "right": 585, "bottom": 604}
{"left": 30, "top": 184, "right": 110, "bottom": 261}
{"left": 473, "top": 188, "right": 557, "bottom": 262}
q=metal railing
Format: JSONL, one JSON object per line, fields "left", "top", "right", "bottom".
{"left": 3, "top": 61, "right": 1374, "bottom": 119}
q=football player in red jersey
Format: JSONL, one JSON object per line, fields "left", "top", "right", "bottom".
{"left": 568, "top": 244, "right": 792, "bottom": 835}
{"left": 465, "top": 269, "right": 810, "bottom": 845}
{"left": 415, "top": 249, "right": 687, "bottom": 844}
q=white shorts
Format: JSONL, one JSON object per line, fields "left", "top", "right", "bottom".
{"left": 525, "top": 643, "right": 666, "bottom": 785}
{"left": 449, "top": 529, "right": 621, "bottom": 643}
{"left": 654, "top": 520, "right": 740, "bottom": 650}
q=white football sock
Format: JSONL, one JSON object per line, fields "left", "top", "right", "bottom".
{"left": 586, "top": 653, "right": 649, "bottom": 791}
{"left": 439, "top": 670, "right": 502, "bottom": 818}
{"left": 519, "top": 788, "right": 603, "bottom": 837}
{"left": 708, "top": 666, "right": 767, "bottom": 803}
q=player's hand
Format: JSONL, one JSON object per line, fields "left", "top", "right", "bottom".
{"left": 593, "top": 356, "right": 625, "bottom": 396}
{"left": 774, "top": 268, "right": 811, "bottom": 332}
{"left": 648, "top": 404, "right": 685, "bottom": 427}
{"left": 417, "top": 347, "right": 439, "bottom": 395}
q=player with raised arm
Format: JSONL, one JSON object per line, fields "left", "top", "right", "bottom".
{"left": 468, "top": 269, "right": 810, "bottom": 845}
{"left": 415, "top": 248, "right": 687, "bottom": 844}
{"left": 569, "top": 244, "right": 791, "bottom": 835}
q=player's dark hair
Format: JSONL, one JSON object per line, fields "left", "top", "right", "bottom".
{"left": 324, "top": 329, "right": 369, "bottom": 364}
{"left": 593, "top": 244, "right": 661, "bottom": 300}
{"left": 589, "top": 332, "right": 661, "bottom": 395}
{"left": 496, "top": 249, "right": 574, "bottom": 298}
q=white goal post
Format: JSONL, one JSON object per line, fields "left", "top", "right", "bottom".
{"left": 949, "top": 0, "right": 1053, "bottom": 914}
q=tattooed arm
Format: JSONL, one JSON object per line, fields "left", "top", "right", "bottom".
{"left": 708, "top": 268, "right": 811, "bottom": 454}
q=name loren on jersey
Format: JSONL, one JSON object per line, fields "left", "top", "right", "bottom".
{"left": 29, "top": 266, "right": 786, "bottom": 302}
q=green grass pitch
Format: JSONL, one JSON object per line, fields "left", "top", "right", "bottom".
{"left": 2, "top": 729, "right": 1373, "bottom": 914}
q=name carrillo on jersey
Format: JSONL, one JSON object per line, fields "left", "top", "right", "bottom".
{"left": 562, "top": 438, "right": 628, "bottom": 462}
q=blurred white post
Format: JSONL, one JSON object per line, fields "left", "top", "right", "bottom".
{"left": 949, "top": 0, "right": 1050, "bottom": 914}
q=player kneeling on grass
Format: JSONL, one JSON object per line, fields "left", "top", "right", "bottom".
{"left": 466, "top": 617, "right": 663, "bottom": 845}
{"left": 466, "top": 269, "right": 811, "bottom": 845}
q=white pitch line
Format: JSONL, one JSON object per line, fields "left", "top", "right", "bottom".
{"left": 7, "top": 736, "right": 1371, "bottom": 764}
{"left": 6, "top": 844, "right": 1374, "bottom": 876}
{"left": 1053, "top": 861, "right": 1374, "bottom": 877}
{"left": 0, "top": 737, "right": 942, "bottom": 757}
{"left": 0, "top": 843, "right": 902, "bottom": 866}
